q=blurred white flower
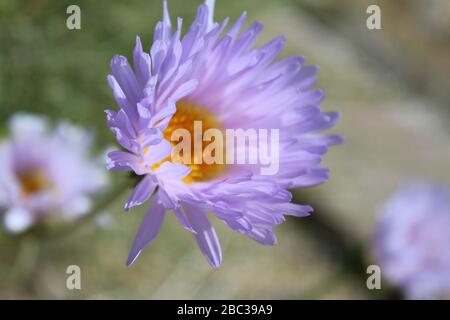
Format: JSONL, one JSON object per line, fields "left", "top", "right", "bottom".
{"left": 0, "top": 113, "right": 108, "bottom": 233}
{"left": 374, "top": 183, "right": 450, "bottom": 299}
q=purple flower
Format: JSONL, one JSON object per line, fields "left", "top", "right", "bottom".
{"left": 106, "top": 0, "right": 341, "bottom": 268}
{"left": 0, "top": 114, "right": 107, "bottom": 233}
{"left": 374, "top": 183, "right": 450, "bottom": 299}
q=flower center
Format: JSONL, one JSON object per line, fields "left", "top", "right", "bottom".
{"left": 17, "top": 169, "right": 50, "bottom": 196}
{"left": 160, "top": 100, "right": 227, "bottom": 184}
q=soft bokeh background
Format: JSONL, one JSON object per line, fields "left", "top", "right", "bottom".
{"left": 1, "top": 0, "right": 449, "bottom": 299}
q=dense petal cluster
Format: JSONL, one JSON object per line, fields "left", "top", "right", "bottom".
{"left": 0, "top": 114, "right": 107, "bottom": 232}
{"left": 374, "top": 183, "right": 450, "bottom": 299}
{"left": 106, "top": 0, "right": 341, "bottom": 267}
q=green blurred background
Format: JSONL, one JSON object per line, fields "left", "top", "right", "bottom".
{"left": 1, "top": 0, "right": 449, "bottom": 299}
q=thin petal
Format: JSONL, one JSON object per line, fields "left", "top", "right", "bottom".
{"left": 173, "top": 206, "right": 196, "bottom": 233}
{"left": 106, "top": 150, "right": 145, "bottom": 175}
{"left": 110, "top": 55, "right": 142, "bottom": 104}
{"left": 133, "top": 36, "right": 152, "bottom": 87}
{"left": 124, "top": 175, "right": 157, "bottom": 211}
{"left": 144, "top": 139, "right": 172, "bottom": 166}
{"left": 162, "top": 0, "right": 172, "bottom": 40}
{"left": 205, "top": 0, "right": 215, "bottom": 31}
{"left": 248, "top": 228, "right": 277, "bottom": 245}
{"left": 278, "top": 203, "right": 313, "bottom": 217}
{"left": 184, "top": 204, "right": 222, "bottom": 268}
{"left": 155, "top": 161, "right": 191, "bottom": 180}
{"left": 149, "top": 102, "right": 176, "bottom": 128}
{"left": 126, "top": 198, "right": 166, "bottom": 266}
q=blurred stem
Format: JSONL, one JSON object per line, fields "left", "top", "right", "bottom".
{"left": 9, "top": 233, "right": 41, "bottom": 282}
{"left": 293, "top": 193, "right": 403, "bottom": 299}
{"left": 42, "top": 176, "right": 135, "bottom": 242}
{"left": 6, "top": 176, "right": 135, "bottom": 245}
{"left": 2, "top": 176, "right": 134, "bottom": 290}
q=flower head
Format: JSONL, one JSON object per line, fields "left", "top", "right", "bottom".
{"left": 106, "top": 0, "right": 341, "bottom": 268}
{"left": 0, "top": 114, "right": 107, "bottom": 233}
{"left": 374, "top": 183, "right": 450, "bottom": 299}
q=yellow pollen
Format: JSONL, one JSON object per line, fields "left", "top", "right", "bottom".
{"left": 153, "top": 100, "right": 227, "bottom": 184}
{"left": 17, "top": 170, "right": 50, "bottom": 196}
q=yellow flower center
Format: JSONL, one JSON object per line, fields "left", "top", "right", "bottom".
{"left": 154, "top": 100, "right": 227, "bottom": 184}
{"left": 17, "top": 170, "right": 50, "bottom": 196}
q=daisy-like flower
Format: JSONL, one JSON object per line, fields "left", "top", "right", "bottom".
{"left": 0, "top": 114, "right": 107, "bottom": 233}
{"left": 374, "top": 183, "right": 450, "bottom": 299}
{"left": 106, "top": 0, "right": 341, "bottom": 268}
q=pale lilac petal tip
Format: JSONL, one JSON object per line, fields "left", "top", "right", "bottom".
{"left": 124, "top": 175, "right": 157, "bottom": 211}
{"left": 184, "top": 205, "right": 222, "bottom": 268}
{"left": 127, "top": 198, "right": 166, "bottom": 266}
